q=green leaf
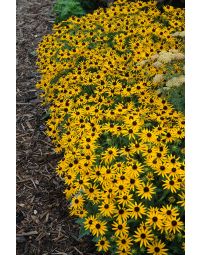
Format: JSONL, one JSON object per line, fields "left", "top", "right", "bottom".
{"left": 78, "top": 225, "right": 90, "bottom": 239}
{"left": 41, "top": 111, "right": 50, "bottom": 120}
{"left": 75, "top": 218, "right": 85, "bottom": 224}
{"left": 159, "top": 189, "right": 170, "bottom": 202}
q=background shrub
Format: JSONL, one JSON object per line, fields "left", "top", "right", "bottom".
{"left": 53, "top": 0, "right": 112, "bottom": 22}
{"left": 53, "top": 0, "right": 86, "bottom": 23}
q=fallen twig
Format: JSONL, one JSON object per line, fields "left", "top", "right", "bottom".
{"left": 73, "top": 247, "right": 83, "bottom": 255}
{"left": 16, "top": 231, "right": 38, "bottom": 237}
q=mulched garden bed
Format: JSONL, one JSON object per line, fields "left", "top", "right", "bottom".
{"left": 16, "top": 0, "right": 97, "bottom": 254}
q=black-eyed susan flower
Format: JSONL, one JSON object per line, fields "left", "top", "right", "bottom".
{"left": 164, "top": 217, "right": 184, "bottom": 234}
{"left": 146, "top": 208, "right": 164, "bottom": 230}
{"left": 114, "top": 206, "right": 130, "bottom": 223}
{"left": 70, "top": 194, "right": 85, "bottom": 210}
{"left": 102, "top": 147, "right": 119, "bottom": 164}
{"left": 152, "top": 163, "right": 169, "bottom": 177}
{"left": 117, "top": 193, "right": 133, "bottom": 207}
{"left": 96, "top": 236, "right": 110, "bottom": 252}
{"left": 116, "top": 235, "right": 133, "bottom": 252}
{"left": 160, "top": 204, "right": 179, "bottom": 220}
{"left": 128, "top": 202, "right": 146, "bottom": 220}
{"left": 84, "top": 215, "right": 98, "bottom": 231}
{"left": 136, "top": 182, "right": 156, "bottom": 200}
{"left": 177, "top": 192, "right": 185, "bottom": 208}
{"left": 162, "top": 176, "right": 180, "bottom": 193}
{"left": 112, "top": 221, "right": 130, "bottom": 237}
{"left": 134, "top": 225, "right": 154, "bottom": 247}
{"left": 84, "top": 183, "right": 100, "bottom": 201}
{"left": 139, "top": 128, "right": 158, "bottom": 143}
{"left": 99, "top": 200, "right": 116, "bottom": 217}
{"left": 91, "top": 220, "right": 108, "bottom": 237}
{"left": 147, "top": 240, "right": 168, "bottom": 255}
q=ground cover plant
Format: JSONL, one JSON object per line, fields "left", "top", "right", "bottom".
{"left": 36, "top": 0, "right": 185, "bottom": 254}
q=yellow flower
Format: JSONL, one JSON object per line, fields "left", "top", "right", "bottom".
{"left": 147, "top": 240, "right": 168, "bottom": 255}
{"left": 128, "top": 202, "right": 146, "bottom": 220}
{"left": 99, "top": 201, "right": 116, "bottom": 217}
{"left": 112, "top": 221, "right": 130, "bottom": 237}
{"left": 164, "top": 217, "right": 184, "bottom": 234}
{"left": 160, "top": 204, "right": 179, "bottom": 220}
{"left": 177, "top": 192, "right": 185, "bottom": 208}
{"left": 84, "top": 184, "right": 100, "bottom": 202}
{"left": 116, "top": 235, "right": 133, "bottom": 252}
{"left": 96, "top": 237, "right": 110, "bottom": 252}
{"left": 70, "top": 195, "right": 85, "bottom": 210}
{"left": 134, "top": 225, "right": 154, "bottom": 247}
{"left": 114, "top": 206, "right": 130, "bottom": 223}
{"left": 146, "top": 208, "right": 164, "bottom": 230}
{"left": 136, "top": 182, "right": 156, "bottom": 200}
{"left": 84, "top": 215, "right": 98, "bottom": 231}
{"left": 117, "top": 193, "right": 133, "bottom": 207}
{"left": 162, "top": 177, "right": 180, "bottom": 193}
{"left": 91, "top": 220, "right": 108, "bottom": 237}
{"left": 102, "top": 147, "right": 119, "bottom": 165}
{"left": 139, "top": 128, "right": 158, "bottom": 144}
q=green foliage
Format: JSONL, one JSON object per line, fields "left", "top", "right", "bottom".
{"left": 79, "top": 0, "right": 109, "bottom": 12}
{"left": 163, "top": 84, "right": 185, "bottom": 113}
{"left": 53, "top": 0, "right": 112, "bottom": 22}
{"left": 53, "top": 0, "right": 86, "bottom": 23}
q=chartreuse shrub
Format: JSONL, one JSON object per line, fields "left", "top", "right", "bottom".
{"left": 36, "top": 0, "right": 185, "bottom": 254}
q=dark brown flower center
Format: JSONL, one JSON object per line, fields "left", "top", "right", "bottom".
{"left": 121, "top": 239, "right": 126, "bottom": 244}
{"left": 134, "top": 206, "right": 140, "bottom": 212}
{"left": 144, "top": 187, "right": 149, "bottom": 192}
{"left": 118, "top": 225, "right": 123, "bottom": 230}
{"left": 172, "top": 168, "right": 176, "bottom": 172}
{"left": 167, "top": 210, "right": 172, "bottom": 215}
{"left": 96, "top": 224, "right": 101, "bottom": 229}
{"left": 152, "top": 216, "right": 158, "bottom": 222}
{"left": 119, "top": 185, "right": 124, "bottom": 190}
{"left": 172, "top": 220, "right": 177, "bottom": 226}
{"left": 119, "top": 209, "right": 124, "bottom": 215}
{"left": 132, "top": 164, "right": 137, "bottom": 170}
{"left": 154, "top": 247, "right": 160, "bottom": 252}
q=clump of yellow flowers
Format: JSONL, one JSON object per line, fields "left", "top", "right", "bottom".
{"left": 36, "top": 0, "right": 185, "bottom": 254}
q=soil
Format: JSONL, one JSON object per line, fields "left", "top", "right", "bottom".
{"left": 16, "top": 0, "right": 97, "bottom": 254}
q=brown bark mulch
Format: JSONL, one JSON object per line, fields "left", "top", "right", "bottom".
{"left": 16, "top": 0, "right": 97, "bottom": 254}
